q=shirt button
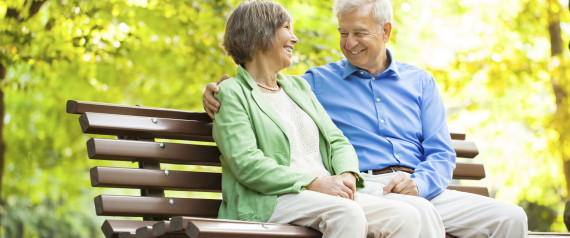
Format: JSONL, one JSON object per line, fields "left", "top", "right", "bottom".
{"left": 380, "top": 120, "right": 385, "bottom": 123}
{"left": 376, "top": 98, "right": 380, "bottom": 102}
{"left": 359, "top": 71, "right": 364, "bottom": 75}
{"left": 372, "top": 78, "right": 376, "bottom": 80}
{"left": 395, "top": 154, "right": 400, "bottom": 159}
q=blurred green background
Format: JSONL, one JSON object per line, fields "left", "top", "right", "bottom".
{"left": 1, "top": 0, "right": 569, "bottom": 236}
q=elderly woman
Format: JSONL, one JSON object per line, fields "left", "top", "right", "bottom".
{"left": 213, "top": 1, "right": 420, "bottom": 237}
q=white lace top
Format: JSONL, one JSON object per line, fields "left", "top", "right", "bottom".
{"left": 262, "top": 89, "right": 331, "bottom": 178}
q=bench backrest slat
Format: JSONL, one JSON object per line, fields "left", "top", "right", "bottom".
{"left": 89, "top": 138, "right": 478, "bottom": 167}
{"left": 90, "top": 163, "right": 481, "bottom": 193}
{"left": 80, "top": 112, "right": 214, "bottom": 141}
{"left": 451, "top": 140, "right": 479, "bottom": 158}
{"left": 87, "top": 138, "right": 220, "bottom": 165}
{"left": 90, "top": 167, "right": 222, "bottom": 191}
{"left": 450, "top": 132, "right": 466, "bottom": 140}
{"left": 453, "top": 163, "right": 485, "bottom": 180}
{"left": 67, "top": 100, "right": 212, "bottom": 121}
{"left": 94, "top": 195, "right": 221, "bottom": 218}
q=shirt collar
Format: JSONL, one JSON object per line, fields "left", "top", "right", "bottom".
{"left": 342, "top": 48, "right": 402, "bottom": 80}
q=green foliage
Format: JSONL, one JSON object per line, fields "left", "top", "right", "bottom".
{"left": 0, "top": 0, "right": 569, "bottom": 236}
{"left": 387, "top": 0, "right": 570, "bottom": 231}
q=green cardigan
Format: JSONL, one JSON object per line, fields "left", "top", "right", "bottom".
{"left": 212, "top": 66, "right": 363, "bottom": 222}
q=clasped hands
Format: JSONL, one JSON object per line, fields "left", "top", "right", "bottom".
{"left": 383, "top": 172, "right": 419, "bottom": 196}
{"left": 306, "top": 172, "right": 358, "bottom": 200}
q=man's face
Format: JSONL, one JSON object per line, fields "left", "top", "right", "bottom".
{"left": 338, "top": 4, "right": 391, "bottom": 75}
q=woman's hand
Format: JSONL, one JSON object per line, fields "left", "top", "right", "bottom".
{"left": 339, "top": 172, "right": 357, "bottom": 198}
{"left": 306, "top": 173, "right": 357, "bottom": 200}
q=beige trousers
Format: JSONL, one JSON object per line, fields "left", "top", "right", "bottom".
{"left": 360, "top": 171, "right": 529, "bottom": 238}
{"left": 267, "top": 190, "right": 421, "bottom": 238}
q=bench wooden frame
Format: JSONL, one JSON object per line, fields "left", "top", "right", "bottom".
{"left": 67, "top": 100, "right": 569, "bottom": 238}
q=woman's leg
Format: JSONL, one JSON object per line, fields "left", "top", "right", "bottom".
{"left": 267, "top": 190, "right": 368, "bottom": 238}
{"left": 268, "top": 190, "right": 421, "bottom": 238}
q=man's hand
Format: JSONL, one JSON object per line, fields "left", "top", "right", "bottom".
{"left": 203, "top": 74, "right": 229, "bottom": 120}
{"left": 383, "top": 173, "right": 418, "bottom": 196}
{"left": 306, "top": 175, "right": 356, "bottom": 200}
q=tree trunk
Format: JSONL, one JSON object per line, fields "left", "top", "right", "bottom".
{"left": 547, "top": 0, "right": 570, "bottom": 196}
{"left": 0, "top": 62, "right": 5, "bottom": 230}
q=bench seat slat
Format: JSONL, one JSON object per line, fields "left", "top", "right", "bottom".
{"left": 67, "top": 100, "right": 212, "bottom": 122}
{"left": 136, "top": 221, "right": 189, "bottom": 238}
{"left": 87, "top": 138, "right": 220, "bottom": 165}
{"left": 148, "top": 220, "right": 188, "bottom": 238}
{"left": 188, "top": 219, "right": 321, "bottom": 238}
{"left": 95, "top": 195, "right": 221, "bottom": 218}
{"left": 166, "top": 216, "right": 321, "bottom": 238}
{"left": 91, "top": 166, "right": 221, "bottom": 192}
{"left": 453, "top": 163, "right": 485, "bottom": 180}
{"left": 102, "top": 220, "right": 158, "bottom": 238}
{"left": 447, "top": 185, "right": 489, "bottom": 197}
{"left": 451, "top": 140, "right": 479, "bottom": 158}
{"left": 527, "top": 232, "right": 570, "bottom": 236}
{"left": 80, "top": 112, "right": 214, "bottom": 141}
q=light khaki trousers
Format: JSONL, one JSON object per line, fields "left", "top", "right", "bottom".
{"left": 360, "top": 171, "right": 529, "bottom": 238}
{"left": 267, "top": 190, "right": 421, "bottom": 238}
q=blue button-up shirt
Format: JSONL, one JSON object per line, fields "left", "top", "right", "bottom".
{"left": 300, "top": 49, "right": 456, "bottom": 199}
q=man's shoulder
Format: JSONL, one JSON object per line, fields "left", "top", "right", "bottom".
{"left": 395, "top": 61, "right": 429, "bottom": 74}
{"left": 305, "top": 59, "right": 347, "bottom": 76}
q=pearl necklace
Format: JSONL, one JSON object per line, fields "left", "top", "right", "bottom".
{"left": 256, "top": 82, "right": 280, "bottom": 91}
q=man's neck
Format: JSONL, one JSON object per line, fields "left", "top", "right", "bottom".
{"left": 359, "top": 50, "right": 391, "bottom": 75}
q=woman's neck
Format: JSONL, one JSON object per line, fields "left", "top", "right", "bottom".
{"left": 244, "top": 53, "right": 280, "bottom": 91}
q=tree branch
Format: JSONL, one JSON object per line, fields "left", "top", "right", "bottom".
{"left": 5, "top": 0, "right": 47, "bottom": 21}
{"left": 29, "top": 1, "right": 47, "bottom": 17}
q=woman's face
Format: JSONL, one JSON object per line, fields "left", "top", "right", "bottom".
{"left": 267, "top": 21, "right": 299, "bottom": 70}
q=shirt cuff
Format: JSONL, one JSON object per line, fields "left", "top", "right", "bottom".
{"left": 412, "top": 177, "right": 429, "bottom": 198}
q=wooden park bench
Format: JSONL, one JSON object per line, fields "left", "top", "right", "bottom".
{"left": 67, "top": 100, "right": 570, "bottom": 238}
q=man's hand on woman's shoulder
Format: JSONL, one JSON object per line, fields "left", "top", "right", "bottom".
{"left": 203, "top": 74, "right": 229, "bottom": 119}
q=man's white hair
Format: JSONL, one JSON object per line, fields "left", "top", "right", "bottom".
{"left": 333, "top": 0, "right": 393, "bottom": 30}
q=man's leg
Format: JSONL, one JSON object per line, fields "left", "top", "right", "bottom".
{"left": 361, "top": 172, "right": 447, "bottom": 238}
{"left": 357, "top": 192, "right": 421, "bottom": 237}
{"left": 267, "top": 190, "right": 421, "bottom": 238}
{"left": 431, "top": 189, "right": 528, "bottom": 238}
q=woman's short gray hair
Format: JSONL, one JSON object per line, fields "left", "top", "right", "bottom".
{"left": 333, "top": 0, "right": 393, "bottom": 30}
{"left": 223, "top": 0, "right": 291, "bottom": 66}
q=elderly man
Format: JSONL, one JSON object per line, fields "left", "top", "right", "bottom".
{"left": 204, "top": 0, "right": 528, "bottom": 237}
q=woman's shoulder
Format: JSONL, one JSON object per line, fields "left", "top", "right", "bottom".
{"left": 280, "top": 74, "right": 312, "bottom": 92}
{"left": 217, "top": 76, "right": 249, "bottom": 96}
{"left": 218, "top": 76, "right": 241, "bottom": 88}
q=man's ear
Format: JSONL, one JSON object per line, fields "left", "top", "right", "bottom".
{"left": 383, "top": 22, "right": 392, "bottom": 43}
